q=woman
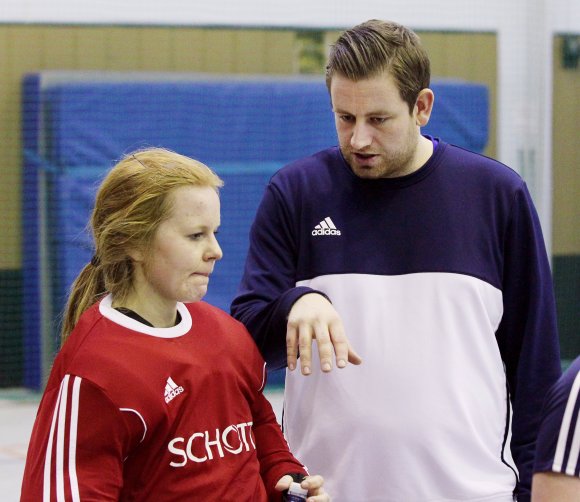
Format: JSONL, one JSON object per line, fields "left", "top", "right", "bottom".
{"left": 21, "top": 148, "right": 328, "bottom": 501}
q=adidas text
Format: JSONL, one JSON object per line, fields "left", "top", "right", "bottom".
{"left": 311, "top": 228, "right": 341, "bottom": 236}
{"left": 165, "top": 386, "right": 184, "bottom": 403}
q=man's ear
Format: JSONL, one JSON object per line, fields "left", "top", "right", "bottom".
{"left": 415, "top": 88, "right": 434, "bottom": 127}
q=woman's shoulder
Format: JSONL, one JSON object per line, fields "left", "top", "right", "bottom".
{"left": 185, "top": 301, "right": 248, "bottom": 330}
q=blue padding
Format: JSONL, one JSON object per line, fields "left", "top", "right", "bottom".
{"left": 425, "top": 81, "right": 488, "bottom": 153}
{"left": 49, "top": 172, "right": 99, "bottom": 308}
{"left": 49, "top": 166, "right": 281, "bottom": 315}
{"left": 43, "top": 79, "right": 487, "bottom": 168}
{"left": 206, "top": 167, "right": 284, "bottom": 311}
{"left": 44, "top": 81, "right": 337, "bottom": 166}
{"left": 21, "top": 74, "right": 43, "bottom": 389}
{"left": 22, "top": 74, "right": 488, "bottom": 388}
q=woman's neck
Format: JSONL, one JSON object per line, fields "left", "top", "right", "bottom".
{"left": 112, "top": 293, "right": 178, "bottom": 328}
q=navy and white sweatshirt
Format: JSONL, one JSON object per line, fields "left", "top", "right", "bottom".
{"left": 231, "top": 141, "right": 561, "bottom": 502}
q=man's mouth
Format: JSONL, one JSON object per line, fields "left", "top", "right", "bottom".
{"left": 353, "top": 152, "right": 377, "bottom": 162}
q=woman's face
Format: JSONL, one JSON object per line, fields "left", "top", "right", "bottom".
{"left": 133, "top": 185, "right": 223, "bottom": 309}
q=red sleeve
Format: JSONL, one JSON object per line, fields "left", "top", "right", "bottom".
{"left": 252, "top": 387, "right": 307, "bottom": 501}
{"left": 21, "top": 374, "right": 136, "bottom": 501}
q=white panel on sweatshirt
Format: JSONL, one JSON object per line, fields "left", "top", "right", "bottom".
{"left": 288, "top": 272, "right": 517, "bottom": 502}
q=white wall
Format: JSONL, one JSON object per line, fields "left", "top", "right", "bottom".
{"left": 3, "top": 0, "right": 579, "bottom": 254}
{"left": 2, "top": 0, "right": 578, "bottom": 31}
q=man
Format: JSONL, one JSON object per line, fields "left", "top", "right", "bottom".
{"left": 231, "top": 19, "right": 561, "bottom": 501}
{"left": 532, "top": 356, "right": 580, "bottom": 501}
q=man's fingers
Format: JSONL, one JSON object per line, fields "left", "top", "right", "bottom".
{"left": 328, "top": 321, "right": 362, "bottom": 368}
{"left": 347, "top": 344, "right": 363, "bottom": 365}
{"left": 313, "top": 323, "right": 334, "bottom": 372}
{"left": 286, "top": 325, "right": 298, "bottom": 371}
{"left": 297, "top": 324, "right": 313, "bottom": 375}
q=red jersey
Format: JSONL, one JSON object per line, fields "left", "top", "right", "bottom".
{"left": 21, "top": 295, "right": 305, "bottom": 501}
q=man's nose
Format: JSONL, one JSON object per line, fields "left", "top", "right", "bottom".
{"left": 350, "top": 122, "right": 373, "bottom": 150}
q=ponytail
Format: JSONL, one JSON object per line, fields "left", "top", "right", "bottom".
{"left": 60, "top": 260, "right": 106, "bottom": 344}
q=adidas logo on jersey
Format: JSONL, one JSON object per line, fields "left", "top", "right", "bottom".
{"left": 164, "top": 376, "right": 185, "bottom": 403}
{"left": 312, "top": 217, "right": 341, "bottom": 236}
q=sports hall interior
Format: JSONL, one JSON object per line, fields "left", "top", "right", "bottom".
{"left": 0, "top": 2, "right": 578, "bottom": 499}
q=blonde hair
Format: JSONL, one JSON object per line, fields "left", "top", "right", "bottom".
{"left": 325, "top": 19, "right": 431, "bottom": 113}
{"left": 60, "top": 147, "right": 223, "bottom": 343}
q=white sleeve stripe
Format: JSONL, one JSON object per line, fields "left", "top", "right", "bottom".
{"left": 68, "top": 377, "right": 82, "bottom": 502}
{"left": 44, "top": 377, "right": 67, "bottom": 502}
{"left": 258, "top": 362, "right": 267, "bottom": 392}
{"left": 56, "top": 375, "right": 71, "bottom": 502}
{"left": 565, "top": 410, "right": 580, "bottom": 475}
{"left": 564, "top": 371, "right": 580, "bottom": 475}
{"left": 553, "top": 371, "right": 580, "bottom": 473}
{"left": 119, "top": 408, "right": 148, "bottom": 443}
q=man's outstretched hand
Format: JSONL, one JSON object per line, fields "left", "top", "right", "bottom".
{"left": 286, "top": 293, "right": 362, "bottom": 375}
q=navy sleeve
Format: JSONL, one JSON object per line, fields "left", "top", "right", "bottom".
{"left": 495, "top": 182, "right": 562, "bottom": 501}
{"left": 534, "top": 356, "right": 580, "bottom": 476}
{"left": 231, "top": 182, "right": 325, "bottom": 370}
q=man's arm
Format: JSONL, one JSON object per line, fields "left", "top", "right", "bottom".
{"left": 495, "top": 182, "right": 562, "bottom": 501}
{"left": 531, "top": 472, "right": 580, "bottom": 502}
{"left": 231, "top": 182, "right": 316, "bottom": 368}
{"left": 231, "top": 182, "right": 360, "bottom": 372}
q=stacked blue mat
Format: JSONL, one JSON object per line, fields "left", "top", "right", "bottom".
{"left": 22, "top": 72, "right": 488, "bottom": 389}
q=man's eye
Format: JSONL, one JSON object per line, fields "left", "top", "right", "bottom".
{"left": 371, "top": 117, "right": 388, "bottom": 125}
{"left": 339, "top": 115, "right": 354, "bottom": 123}
{"left": 189, "top": 233, "right": 204, "bottom": 240}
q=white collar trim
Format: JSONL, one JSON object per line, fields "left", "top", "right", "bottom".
{"left": 98, "top": 293, "right": 192, "bottom": 338}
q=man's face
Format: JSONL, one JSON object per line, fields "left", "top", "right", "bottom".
{"left": 330, "top": 72, "right": 424, "bottom": 179}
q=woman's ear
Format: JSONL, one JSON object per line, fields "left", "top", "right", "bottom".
{"left": 127, "top": 247, "right": 145, "bottom": 263}
{"left": 415, "top": 88, "right": 435, "bottom": 127}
